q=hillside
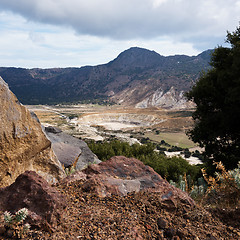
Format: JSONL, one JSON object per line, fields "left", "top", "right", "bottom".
{"left": 0, "top": 47, "right": 212, "bottom": 108}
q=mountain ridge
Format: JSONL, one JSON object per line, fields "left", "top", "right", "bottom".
{"left": 0, "top": 47, "right": 213, "bottom": 108}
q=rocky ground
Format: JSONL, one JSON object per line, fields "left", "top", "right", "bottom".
{"left": 1, "top": 183, "right": 238, "bottom": 240}
{"left": 49, "top": 183, "right": 240, "bottom": 240}
{"left": 0, "top": 157, "right": 239, "bottom": 240}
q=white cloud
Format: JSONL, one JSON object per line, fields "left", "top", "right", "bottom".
{"left": 0, "top": 0, "right": 239, "bottom": 40}
{"left": 0, "top": 1, "right": 239, "bottom": 68}
{"left": 151, "top": 0, "right": 168, "bottom": 8}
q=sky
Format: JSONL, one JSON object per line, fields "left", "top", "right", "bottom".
{"left": 0, "top": 0, "right": 239, "bottom": 68}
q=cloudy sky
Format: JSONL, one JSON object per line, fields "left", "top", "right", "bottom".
{"left": 0, "top": 0, "right": 239, "bottom": 68}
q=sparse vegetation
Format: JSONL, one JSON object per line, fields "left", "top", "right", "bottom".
{"left": 62, "top": 152, "right": 81, "bottom": 176}
{"left": 201, "top": 161, "right": 240, "bottom": 207}
{"left": 169, "top": 161, "right": 240, "bottom": 207}
{"left": 2, "top": 208, "right": 30, "bottom": 239}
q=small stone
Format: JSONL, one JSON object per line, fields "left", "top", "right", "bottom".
{"left": 172, "top": 236, "right": 180, "bottom": 240}
{"left": 177, "top": 229, "right": 188, "bottom": 238}
{"left": 164, "top": 227, "right": 176, "bottom": 238}
{"left": 6, "top": 229, "right": 14, "bottom": 238}
{"left": 207, "top": 233, "right": 217, "bottom": 240}
{"left": 157, "top": 217, "right": 167, "bottom": 229}
{"left": 145, "top": 224, "right": 152, "bottom": 230}
{"left": 0, "top": 226, "right": 6, "bottom": 235}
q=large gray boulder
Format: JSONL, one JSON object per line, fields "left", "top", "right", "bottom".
{"left": 44, "top": 126, "right": 101, "bottom": 170}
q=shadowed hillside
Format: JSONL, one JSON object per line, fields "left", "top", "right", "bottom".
{"left": 0, "top": 47, "right": 212, "bottom": 108}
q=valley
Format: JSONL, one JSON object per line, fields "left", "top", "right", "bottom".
{"left": 27, "top": 104, "right": 193, "bottom": 142}
{"left": 27, "top": 104, "right": 202, "bottom": 164}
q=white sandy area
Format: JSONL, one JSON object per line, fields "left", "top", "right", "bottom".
{"left": 97, "top": 122, "right": 139, "bottom": 130}
{"left": 164, "top": 151, "right": 203, "bottom": 165}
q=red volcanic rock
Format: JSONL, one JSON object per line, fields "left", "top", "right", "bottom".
{"left": 82, "top": 156, "right": 195, "bottom": 208}
{"left": 60, "top": 170, "right": 87, "bottom": 185}
{"left": 0, "top": 171, "right": 66, "bottom": 229}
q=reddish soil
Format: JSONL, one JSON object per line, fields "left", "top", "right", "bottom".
{"left": 1, "top": 180, "right": 238, "bottom": 240}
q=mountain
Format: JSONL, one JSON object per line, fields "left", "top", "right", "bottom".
{"left": 0, "top": 47, "right": 212, "bottom": 108}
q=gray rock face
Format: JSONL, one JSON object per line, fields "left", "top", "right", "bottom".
{"left": 135, "top": 87, "right": 195, "bottom": 109}
{"left": 44, "top": 126, "right": 101, "bottom": 169}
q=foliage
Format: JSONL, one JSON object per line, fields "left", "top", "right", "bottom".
{"left": 170, "top": 161, "right": 240, "bottom": 206}
{"left": 167, "top": 146, "right": 183, "bottom": 152}
{"left": 87, "top": 140, "right": 201, "bottom": 182}
{"left": 64, "top": 165, "right": 76, "bottom": 176}
{"left": 169, "top": 174, "right": 207, "bottom": 199}
{"left": 201, "top": 161, "right": 240, "bottom": 207}
{"left": 3, "top": 208, "right": 30, "bottom": 239}
{"left": 186, "top": 25, "right": 240, "bottom": 170}
{"left": 189, "top": 177, "right": 207, "bottom": 198}
{"left": 140, "top": 137, "right": 150, "bottom": 144}
{"left": 229, "top": 161, "right": 240, "bottom": 188}
{"left": 62, "top": 152, "right": 81, "bottom": 176}
{"left": 192, "top": 150, "right": 204, "bottom": 160}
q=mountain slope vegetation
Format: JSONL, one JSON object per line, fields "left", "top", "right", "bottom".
{"left": 0, "top": 47, "right": 212, "bottom": 107}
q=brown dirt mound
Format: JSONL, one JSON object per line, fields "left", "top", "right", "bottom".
{"left": 1, "top": 179, "right": 237, "bottom": 240}
{"left": 0, "top": 159, "right": 239, "bottom": 239}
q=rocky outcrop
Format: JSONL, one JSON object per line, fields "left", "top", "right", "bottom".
{"left": 0, "top": 171, "right": 66, "bottom": 229}
{"left": 79, "top": 156, "right": 195, "bottom": 207}
{"left": 135, "top": 87, "right": 195, "bottom": 109}
{"left": 0, "top": 77, "right": 65, "bottom": 187}
{"left": 44, "top": 126, "right": 101, "bottom": 169}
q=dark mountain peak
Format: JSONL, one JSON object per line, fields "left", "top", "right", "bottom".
{"left": 119, "top": 47, "right": 160, "bottom": 56}
{"left": 108, "top": 47, "right": 164, "bottom": 69}
{"left": 197, "top": 49, "right": 213, "bottom": 61}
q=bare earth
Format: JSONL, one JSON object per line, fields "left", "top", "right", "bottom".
{"left": 27, "top": 104, "right": 194, "bottom": 145}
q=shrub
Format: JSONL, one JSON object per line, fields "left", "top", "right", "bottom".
{"left": 140, "top": 137, "right": 150, "bottom": 144}
{"left": 156, "top": 145, "right": 167, "bottom": 151}
{"left": 167, "top": 146, "right": 183, "bottom": 152}
{"left": 2, "top": 208, "right": 30, "bottom": 239}
{"left": 202, "top": 161, "right": 240, "bottom": 207}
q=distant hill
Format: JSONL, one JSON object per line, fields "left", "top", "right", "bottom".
{"left": 0, "top": 47, "right": 213, "bottom": 108}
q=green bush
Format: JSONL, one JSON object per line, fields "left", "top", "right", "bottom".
{"left": 87, "top": 140, "right": 201, "bottom": 182}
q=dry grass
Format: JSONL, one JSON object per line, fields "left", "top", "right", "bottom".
{"left": 145, "top": 132, "right": 196, "bottom": 148}
{"left": 201, "top": 162, "right": 240, "bottom": 208}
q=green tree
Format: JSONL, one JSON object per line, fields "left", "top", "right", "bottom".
{"left": 186, "top": 25, "right": 240, "bottom": 170}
